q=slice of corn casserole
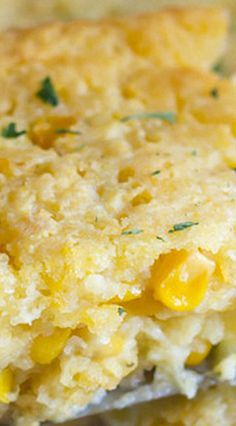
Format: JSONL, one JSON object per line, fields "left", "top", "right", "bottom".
{"left": 0, "top": 7, "right": 235, "bottom": 426}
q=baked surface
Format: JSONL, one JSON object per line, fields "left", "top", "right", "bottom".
{"left": 0, "top": 0, "right": 235, "bottom": 76}
{"left": 0, "top": 7, "right": 235, "bottom": 426}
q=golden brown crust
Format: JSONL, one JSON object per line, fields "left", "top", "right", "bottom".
{"left": 0, "top": 7, "right": 228, "bottom": 70}
{"left": 0, "top": 8, "right": 234, "bottom": 426}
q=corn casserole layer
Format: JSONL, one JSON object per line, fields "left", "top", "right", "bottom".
{"left": 0, "top": 7, "right": 235, "bottom": 426}
{"left": 0, "top": 0, "right": 236, "bottom": 75}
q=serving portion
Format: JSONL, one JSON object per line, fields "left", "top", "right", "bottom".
{"left": 0, "top": 7, "right": 235, "bottom": 426}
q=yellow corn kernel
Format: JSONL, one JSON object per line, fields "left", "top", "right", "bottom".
{"left": 186, "top": 340, "right": 212, "bottom": 366}
{"left": 0, "top": 368, "right": 13, "bottom": 404}
{"left": 30, "top": 115, "right": 75, "bottom": 149}
{"left": 95, "top": 335, "right": 124, "bottom": 358}
{"left": 0, "top": 158, "right": 12, "bottom": 177}
{"left": 118, "top": 167, "right": 134, "bottom": 183}
{"left": 31, "top": 328, "right": 71, "bottom": 365}
{"left": 124, "top": 290, "right": 161, "bottom": 316}
{"left": 152, "top": 250, "right": 215, "bottom": 312}
{"left": 132, "top": 190, "right": 152, "bottom": 207}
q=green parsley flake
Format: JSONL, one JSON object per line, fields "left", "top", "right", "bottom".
{"left": 36, "top": 77, "right": 59, "bottom": 106}
{"left": 56, "top": 128, "right": 82, "bottom": 135}
{"left": 232, "top": 168, "right": 236, "bottom": 173}
{"left": 168, "top": 221, "right": 199, "bottom": 233}
{"left": 156, "top": 236, "right": 165, "bottom": 242}
{"left": 122, "top": 229, "right": 143, "bottom": 236}
{"left": 151, "top": 170, "right": 161, "bottom": 176}
{"left": 191, "top": 150, "right": 197, "bottom": 156}
{"left": 210, "top": 88, "right": 219, "bottom": 98}
{"left": 211, "top": 62, "right": 224, "bottom": 75}
{"left": 1, "top": 123, "right": 26, "bottom": 138}
{"left": 118, "top": 307, "right": 126, "bottom": 316}
{"left": 120, "top": 112, "right": 176, "bottom": 124}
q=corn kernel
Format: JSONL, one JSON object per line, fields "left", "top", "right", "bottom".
{"left": 132, "top": 190, "right": 152, "bottom": 206}
{"left": 186, "top": 339, "right": 212, "bottom": 366}
{"left": 0, "top": 158, "right": 11, "bottom": 177}
{"left": 31, "top": 328, "right": 71, "bottom": 365}
{"left": 124, "top": 290, "right": 161, "bottom": 316}
{"left": 152, "top": 250, "right": 215, "bottom": 312}
{"left": 0, "top": 368, "right": 13, "bottom": 404}
{"left": 30, "top": 115, "right": 75, "bottom": 149}
{"left": 118, "top": 167, "right": 134, "bottom": 183}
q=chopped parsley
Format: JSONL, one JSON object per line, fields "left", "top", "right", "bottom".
{"left": 56, "top": 128, "right": 82, "bottom": 135}
{"left": 232, "top": 167, "right": 236, "bottom": 173}
{"left": 122, "top": 229, "right": 143, "bottom": 235}
{"left": 118, "top": 307, "right": 126, "bottom": 316}
{"left": 156, "top": 236, "right": 165, "bottom": 242}
{"left": 191, "top": 150, "right": 197, "bottom": 156}
{"left": 126, "top": 362, "right": 135, "bottom": 368}
{"left": 211, "top": 62, "right": 224, "bottom": 75}
{"left": 1, "top": 122, "right": 26, "bottom": 138}
{"left": 151, "top": 170, "right": 161, "bottom": 176}
{"left": 120, "top": 112, "right": 176, "bottom": 124}
{"left": 36, "top": 77, "right": 59, "bottom": 106}
{"left": 210, "top": 87, "right": 219, "bottom": 99}
{"left": 168, "top": 221, "right": 199, "bottom": 233}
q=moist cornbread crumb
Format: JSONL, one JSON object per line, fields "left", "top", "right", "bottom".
{"left": 0, "top": 7, "right": 235, "bottom": 426}
{"left": 0, "top": 0, "right": 235, "bottom": 76}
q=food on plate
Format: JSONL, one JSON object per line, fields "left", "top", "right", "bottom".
{"left": 0, "top": 6, "right": 235, "bottom": 426}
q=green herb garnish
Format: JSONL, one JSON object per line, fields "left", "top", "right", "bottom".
{"left": 118, "top": 307, "right": 126, "bottom": 316}
{"left": 151, "top": 170, "right": 161, "bottom": 176}
{"left": 120, "top": 112, "right": 176, "bottom": 124}
{"left": 122, "top": 229, "right": 143, "bottom": 235}
{"left": 56, "top": 128, "right": 82, "bottom": 135}
{"left": 1, "top": 122, "right": 26, "bottom": 138}
{"left": 210, "top": 88, "right": 219, "bottom": 98}
{"left": 211, "top": 62, "right": 224, "bottom": 75}
{"left": 156, "top": 236, "right": 165, "bottom": 242}
{"left": 36, "top": 76, "right": 59, "bottom": 106}
{"left": 191, "top": 150, "right": 197, "bottom": 156}
{"left": 232, "top": 168, "right": 236, "bottom": 173}
{"left": 168, "top": 221, "right": 199, "bottom": 233}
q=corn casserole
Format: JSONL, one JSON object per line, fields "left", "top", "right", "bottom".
{"left": 0, "top": 6, "right": 235, "bottom": 426}
{"left": 0, "top": 0, "right": 236, "bottom": 76}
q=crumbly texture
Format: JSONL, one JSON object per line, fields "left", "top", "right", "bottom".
{"left": 0, "top": 0, "right": 235, "bottom": 75}
{"left": 0, "top": 7, "right": 235, "bottom": 426}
